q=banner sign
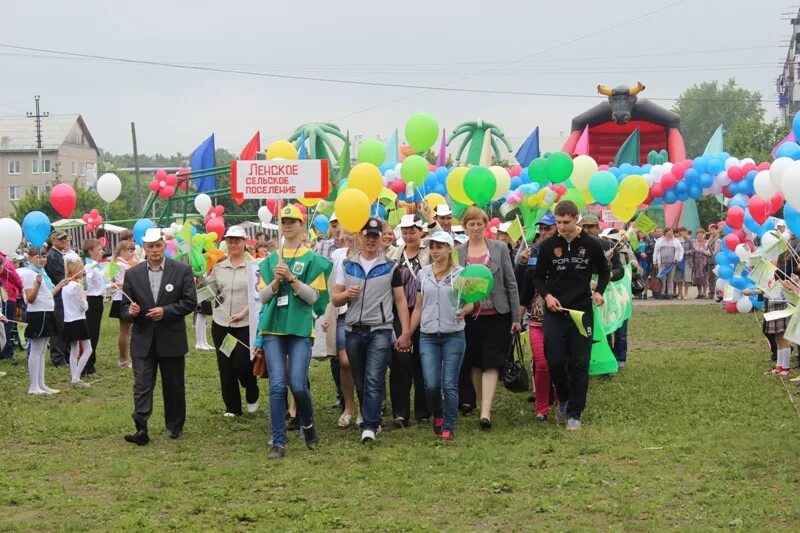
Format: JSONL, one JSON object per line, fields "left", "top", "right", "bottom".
{"left": 231, "top": 159, "right": 329, "bottom": 200}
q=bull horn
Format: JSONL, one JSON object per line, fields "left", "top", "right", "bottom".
{"left": 597, "top": 84, "right": 612, "bottom": 96}
{"left": 628, "top": 82, "right": 645, "bottom": 96}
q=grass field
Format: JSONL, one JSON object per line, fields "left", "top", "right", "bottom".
{"left": 1, "top": 303, "right": 799, "bottom": 531}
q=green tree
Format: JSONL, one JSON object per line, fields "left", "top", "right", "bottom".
{"left": 725, "top": 118, "right": 788, "bottom": 164}
{"left": 672, "top": 79, "right": 765, "bottom": 158}
{"left": 12, "top": 179, "right": 137, "bottom": 225}
{"left": 696, "top": 195, "right": 725, "bottom": 229}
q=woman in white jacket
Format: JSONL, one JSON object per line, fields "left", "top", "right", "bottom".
{"left": 653, "top": 228, "right": 684, "bottom": 299}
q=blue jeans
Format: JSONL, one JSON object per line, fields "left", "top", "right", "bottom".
{"left": 263, "top": 335, "right": 314, "bottom": 448}
{"left": 345, "top": 328, "right": 392, "bottom": 431}
{"left": 419, "top": 332, "right": 465, "bottom": 433}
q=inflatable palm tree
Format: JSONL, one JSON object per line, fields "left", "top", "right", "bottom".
{"left": 289, "top": 122, "right": 348, "bottom": 161}
{"left": 447, "top": 119, "right": 513, "bottom": 165}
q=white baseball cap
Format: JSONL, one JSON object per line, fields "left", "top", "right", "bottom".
{"left": 497, "top": 222, "right": 512, "bottom": 234}
{"left": 454, "top": 234, "right": 468, "bottom": 244}
{"left": 452, "top": 225, "right": 464, "bottom": 234}
{"left": 428, "top": 231, "right": 454, "bottom": 247}
{"left": 434, "top": 205, "right": 453, "bottom": 217}
{"left": 330, "top": 213, "right": 338, "bottom": 223}
{"left": 224, "top": 226, "right": 247, "bottom": 239}
{"left": 398, "top": 214, "right": 424, "bottom": 229}
{"left": 142, "top": 228, "right": 164, "bottom": 243}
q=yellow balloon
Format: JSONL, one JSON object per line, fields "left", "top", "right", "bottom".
{"left": 610, "top": 198, "right": 637, "bottom": 222}
{"left": 348, "top": 163, "right": 382, "bottom": 203}
{"left": 266, "top": 140, "right": 298, "bottom": 160}
{"left": 583, "top": 188, "right": 595, "bottom": 205}
{"left": 489, "top": 166, "right": 511, "bottom": 201}
{"left": 617, "top": 174, "right": 649, "bottom": 207}
{"left": 569, "top": 155, "right": 599, "bottom": 191}
{"left": 526, "top": 196, "right": 537, "bottom": 207}
{"left": 446, "top": 167, "right": 473, "bottom": 205}
{"left": 424, "top": 193, "right": 447, "bottom": 211}
{"left": 334, "top": 189, "right": 371, "bottom": 233}
{"left": 298, "top": 197, "right": 320, "bottom": 207}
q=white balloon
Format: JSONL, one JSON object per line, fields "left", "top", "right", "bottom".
{"left": 644, "top": 173, "right": 655, "bottom": 186}
{"left": 0, "top": 218, "right": 22, "bottom": 255}
{"left": 736, "top": 297, "right": 753, "bottom": 313}
{"left": 781, "top": 162, "right": 800, "bottom": 210}
{"left": 725, "top": 157, "right": 740, "bottom": 170}
{"left": 715, "top": 278, "right": 726, "bottom": 291}
{"left": 715, "top": 171, "right": 731, "bottom": 186}
{"left": 753, "top": 170, "right": 776, "bottom": 198}
{"left": 770, "top": 157, "right": 793, "bottom": 191}
{"left": 741, "top": 158, "right": 755, "bottom": 168}
{"left": 734, "top": 243, "right": 751, "bottom": 261}
{"left": 760, "top": 231, "right": 783, "bottom": 261}
{"left": 258, "top": 206, "right": 272, "bottom": 224}
{"left": 194, "top": 193, "right": 212, "bottom": 216}
{"left": 96, "top": 173, "right": 122, "bottom": 203}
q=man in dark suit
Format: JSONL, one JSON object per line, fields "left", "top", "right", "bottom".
{"left": 45, "top": 229, "right": 75, "bottom": 367}
{"left": 121, "top": 228, "right": 197, "bottom": 445}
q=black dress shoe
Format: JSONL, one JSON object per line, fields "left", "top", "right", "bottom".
{"left": 124, "top": 430, "right": 149, "bottom": 446}
{"left": 168, "top": 430, "right": 182, "bottom": 439}
{"left": 459, "top": 404, "right": 474, "bottom": 416}
{"left": 479, "top": 418, "right": 492, "bottom": 430}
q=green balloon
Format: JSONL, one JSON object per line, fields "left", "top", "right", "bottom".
{"left": 404, "top": 113, "right": 439, "bottom": 153}
{"left": 338, "top": 178, "right": 349, "bottom": 193}
{"left": 451, "top": 199, "right": 470, "bottom": 220}
{"left": 463, "top": 166, "right": 496, "bottom": 206}
{"left": 456, "top": 264, "right": 494, "bottom": 304}
{"left": 588, "top": 171, "right": 618, "bottom": 206}
{"left": 528, "top": 157, "right": 549, "bottom": 186}
{"left": 545, "top": 152, "right": 574, "bottom": 184}
{"left": 400, "top": 155, "right": 429, "bottom": 185}
{"left": 315, "top": 200, "right": 334, "bottom": 217}
{"left": 357, "top": 139, "right": 386, "bottom": 167}
{"left": 561, "top": 188, "right": 586, "bottom": 210}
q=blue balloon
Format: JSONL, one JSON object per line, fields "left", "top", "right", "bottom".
{"left": 675, "top": 181, "right": 688, "bottom": 194}
{"left": 714, "top": 252, "right": 730, "bottom": 265}
{"left": 133, "top": 219, "right": 156, "bottom": 246}
{"left": 22, "top": 211, "right": 51, "bottom": 248}
{"left": 663, "top": 190, "right": 678, "bottom": 204}
{"left": 718, "top": 264, "right": 734, "bottom": 280}
{"left": 313, "top": 214, "right": 330, "bottom": 234}
{"left": 684, "top": 168, "right": 699, "bottom": 185}
{"left": 619, "top": 163, "right": 632, "bottom": 173}
{"left": 718, "top": 152, "right": 731, "bottom": 162}
{"left": 510, "top": 177, "right": 522, "bottom": 190}
{"left": 776, "top": 141, "right": 800, "bottom": 160}
{"left": 700, "top": 173, "right": 713, "bottom": 188}
{"left": 708, "top": 159, "right": 724, "bottom": 175}
{"left": 784, "top": 202, "right": 800, "bottom": 236}
{"left": 689, "top": 185, "right": 702, "bottom": 199}
{"left": 720, "top": 223, "right": 732, "bottom": 235}
{"left": 752, "top": 297, "right": 764, "bottom": 310}
{"left": 520, "top": 168, "right": 530, "bottom": 183}
{"left": 730, "top": 276, "right": 748, "bottom": 290}
{"left": 692, "top": 157, "right": 708, "bottom": 174}
{"left": 728, "top": 197, "right": 747, "bottom": 209}
{"left": 379, "top": 163, "right": 392, "bottom": 174}
{"left": 436, "top": 167, "right": 449, "bottom": 180}
{"left": 793, "top": 112, "right": 800, "bottom": 141}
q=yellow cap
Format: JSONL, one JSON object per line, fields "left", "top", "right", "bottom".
{"left": 280, "top": 204, "right": 304, "bottom": 222}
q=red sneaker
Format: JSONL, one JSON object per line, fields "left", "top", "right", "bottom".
{"left": 433, "top": 417, "right": 443, "bottom": 436}
{"left": 440, "top": 430, "right": 454, "bottom": 443}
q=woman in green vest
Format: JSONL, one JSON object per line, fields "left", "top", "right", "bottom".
{"left": 253, "top": 204, "right": 331, "bottom": 460}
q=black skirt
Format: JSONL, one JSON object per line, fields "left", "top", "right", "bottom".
{"left": 63, "top": 319, "right": 91, "bottom": 342}
{"left": 109, "top": 300, "right": 122, "bottom": 319}
{"left": 464, "top": 313, "right": 512, "bottom": 370}
{"left": 25, "top": 311, "right": 58, "bottom": 339}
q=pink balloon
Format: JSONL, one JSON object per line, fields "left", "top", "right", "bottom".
{"left": 266, "top": 199, "right": 278, "bottom": 214}
{"left": 672, "top": 163, "right": 686, "bottom": 180}
{"left": 206, "top": 217, "right": 225, "bottom": 240}
{"left": 748, "top": 196, "right": 770, "bottom": 225}
{"left": 650, "top": 183, "right": 665, "bottom": 198}
{"left": 166, "top": 173, "right": 178, "bottom": 186}
{"left": 727, "top": 167, "right": 744, "bottom": 182}
{"left": 725, "top": 302, "right": 737, "bottom": 313}
{"left": 155, "top": 169, "right": 167, "bottom": 181}
{"left": 661, "top": 173, "right": 677, "bottom": 190}
{"left": 742, "top": 162, "right": 757, "bottom": 174}
{"left": 389, "top": 179, "right": 406, "bottom": 194}
{"left": 50, "top": 183, "right": 77, "bottom": 218}
{"left": 757, "top": 162, "right": 771, "bottom": 171}
{"left": 509, "top": 165, "right": 522, "bottom": 177}
{"left": 723, "top": 234, "right": 740, "bottom": 251}
{"left": 216, "top": 205, "right": 225, "bottom": 215}
{"left": 149, "top": 180, "right": 160, "bottom": 192}
{"left": 726, "top": 206, "right": 744, "bottom": 229}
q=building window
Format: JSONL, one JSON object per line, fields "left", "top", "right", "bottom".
{"left": 80, "top": 162, "right": 86, "bottom": 175}
{"left": 32, "top": 160, "right": 39, "bottom": 174}
{"left": 8, "top": 160, "right": 20, "bottom": 175}
{"left": 9, "top": 186, "right": 20, "bottom": 201}
{"left": 43, "top": 159, "right": 51, "bottom": 173}
{"left": 72, "top": 161, "right": 77, "bottom": 175}
{"left": 33, "top": 185, "right": 44, "bottom": 198}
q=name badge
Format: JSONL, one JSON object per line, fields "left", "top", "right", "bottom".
{"left": 165, "top": 283, "right": 174, "bottom": 293}
{"left": 277, "top": 295, "right": 289, "bottom": 307}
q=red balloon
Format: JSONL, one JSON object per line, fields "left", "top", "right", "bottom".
{"left": 734, "top": 229, "right": 746, "bottom": 243}
{"left": 650, "top": 183, "right": 665, "bottom": 198}
{"left": 159, "top": 186, "right": 175, "bottom": 199}
{"left": 389, "top": 179, "right": 406, "bottom": 194}
{"left": 725, "top": 302, "right": 738, "bottom": 314}
{"left": 726, "top": 206, "right": 744, "bottom": 229}
{"left": 90, "top": 208, "right": 99, "bottom": 217}
{"left": 265, "top": 199, "right": 278, "bottom": 214}
{"left": 216, "top": 205, "right": 225, "bottom": 215}
{"left": 149, "top": 180, "right": 160, "bottom": 192}
{"left": 769, "top": 192, "right": 784, "bottom": 214}
{"left": 742, "top": 162, "right": 757, "bottom": 174}
{"left": 721, "top": 185, "right": 732, "bottom": 198}
{"left": 757, "top": 162, "right": 771, "bottom": 171}
{"left": 748, "top": 196, "right": 770, "bottom": 225}
{"left": 661, "top": 173, "right": 677, "bottom": 190}
{"left": 723, "top": 234, "right": 740, "bottom": 250}
{"left": 155, "top": 169, "right": 167, "bottom": 181}
{"left": 727, "top": 166, "right": 744, "bottom": 182}
{"left": 206, "top": 217, "right": 225, "bottom": 241}
{"left": 50, "top": 183, "right": 77, "bottom": 218}
{"left": 672, "top": 163, "right": 686, "bottom": 180}
{"left": 509, "top": 165, "right": 522, "bottom": 177}
{"left": 166, "top": 173, "right": 178, "bottom": 186}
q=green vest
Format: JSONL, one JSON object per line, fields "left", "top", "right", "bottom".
{"left": 257, "top": 247, "right": 331, "bottom": 338}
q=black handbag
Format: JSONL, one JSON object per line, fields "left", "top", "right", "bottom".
{"left": 502, "top": 333, "right": 530, "bottom": 393}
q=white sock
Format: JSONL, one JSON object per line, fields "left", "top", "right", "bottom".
{"left": 27, "top": 343, "right": 42, "bottom": 392}
{"left": 195, "top": 314, "right": 207, "bottom": 346}
{"left": 778, "top": 347, "right": 791, "bottom": 370}
{"left": 69, "top": 342, "right": 79, "bottom": 382}
{"left": 32, "top": 338, "right": 50, "bottom": 391}
{"left": 75, "top": 340, "right": 92, "bottom": 379}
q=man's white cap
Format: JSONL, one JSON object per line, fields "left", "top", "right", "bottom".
{"left": 775, "top": 218, "right": 786, "bottom": 227}
{"left": 498, "top": 222, "right": 512, "bottom": 234}
{"left": 142, "top": 228, "right": 164, "bottom": 243}
{"left": 398, "top": 214, "right": 424, "bottom": 229}
{"left": 452, "top": 225, "right": 464, "bottom": 234}
{"left": 434, "top": 205, "right": 452, "bottom": 217}
{"left": 600, "top": 228, "right": 622, "bottom": 241}
{"left": 224, "top": 226, "right": 247, "bottom": 239}
{"left": 330, "top": 213, "right": 338, "bottom": 223}
{"left": 428, "top": 231, "right": 454, "bottom": 247}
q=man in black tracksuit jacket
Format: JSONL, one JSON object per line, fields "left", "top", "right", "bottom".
{"left": 533, "top": 202, "right": 610, "bottom": 429}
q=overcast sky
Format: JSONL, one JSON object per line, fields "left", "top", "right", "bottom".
{"left": 0, "top": 0, "right": 791, "bottom": 156}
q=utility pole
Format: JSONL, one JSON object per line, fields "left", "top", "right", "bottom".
{"left": 26, "top": 95, "right": 49, "bottom": 186}
{"left": 131, "top": 122, "right": 141, "bottom": 211}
